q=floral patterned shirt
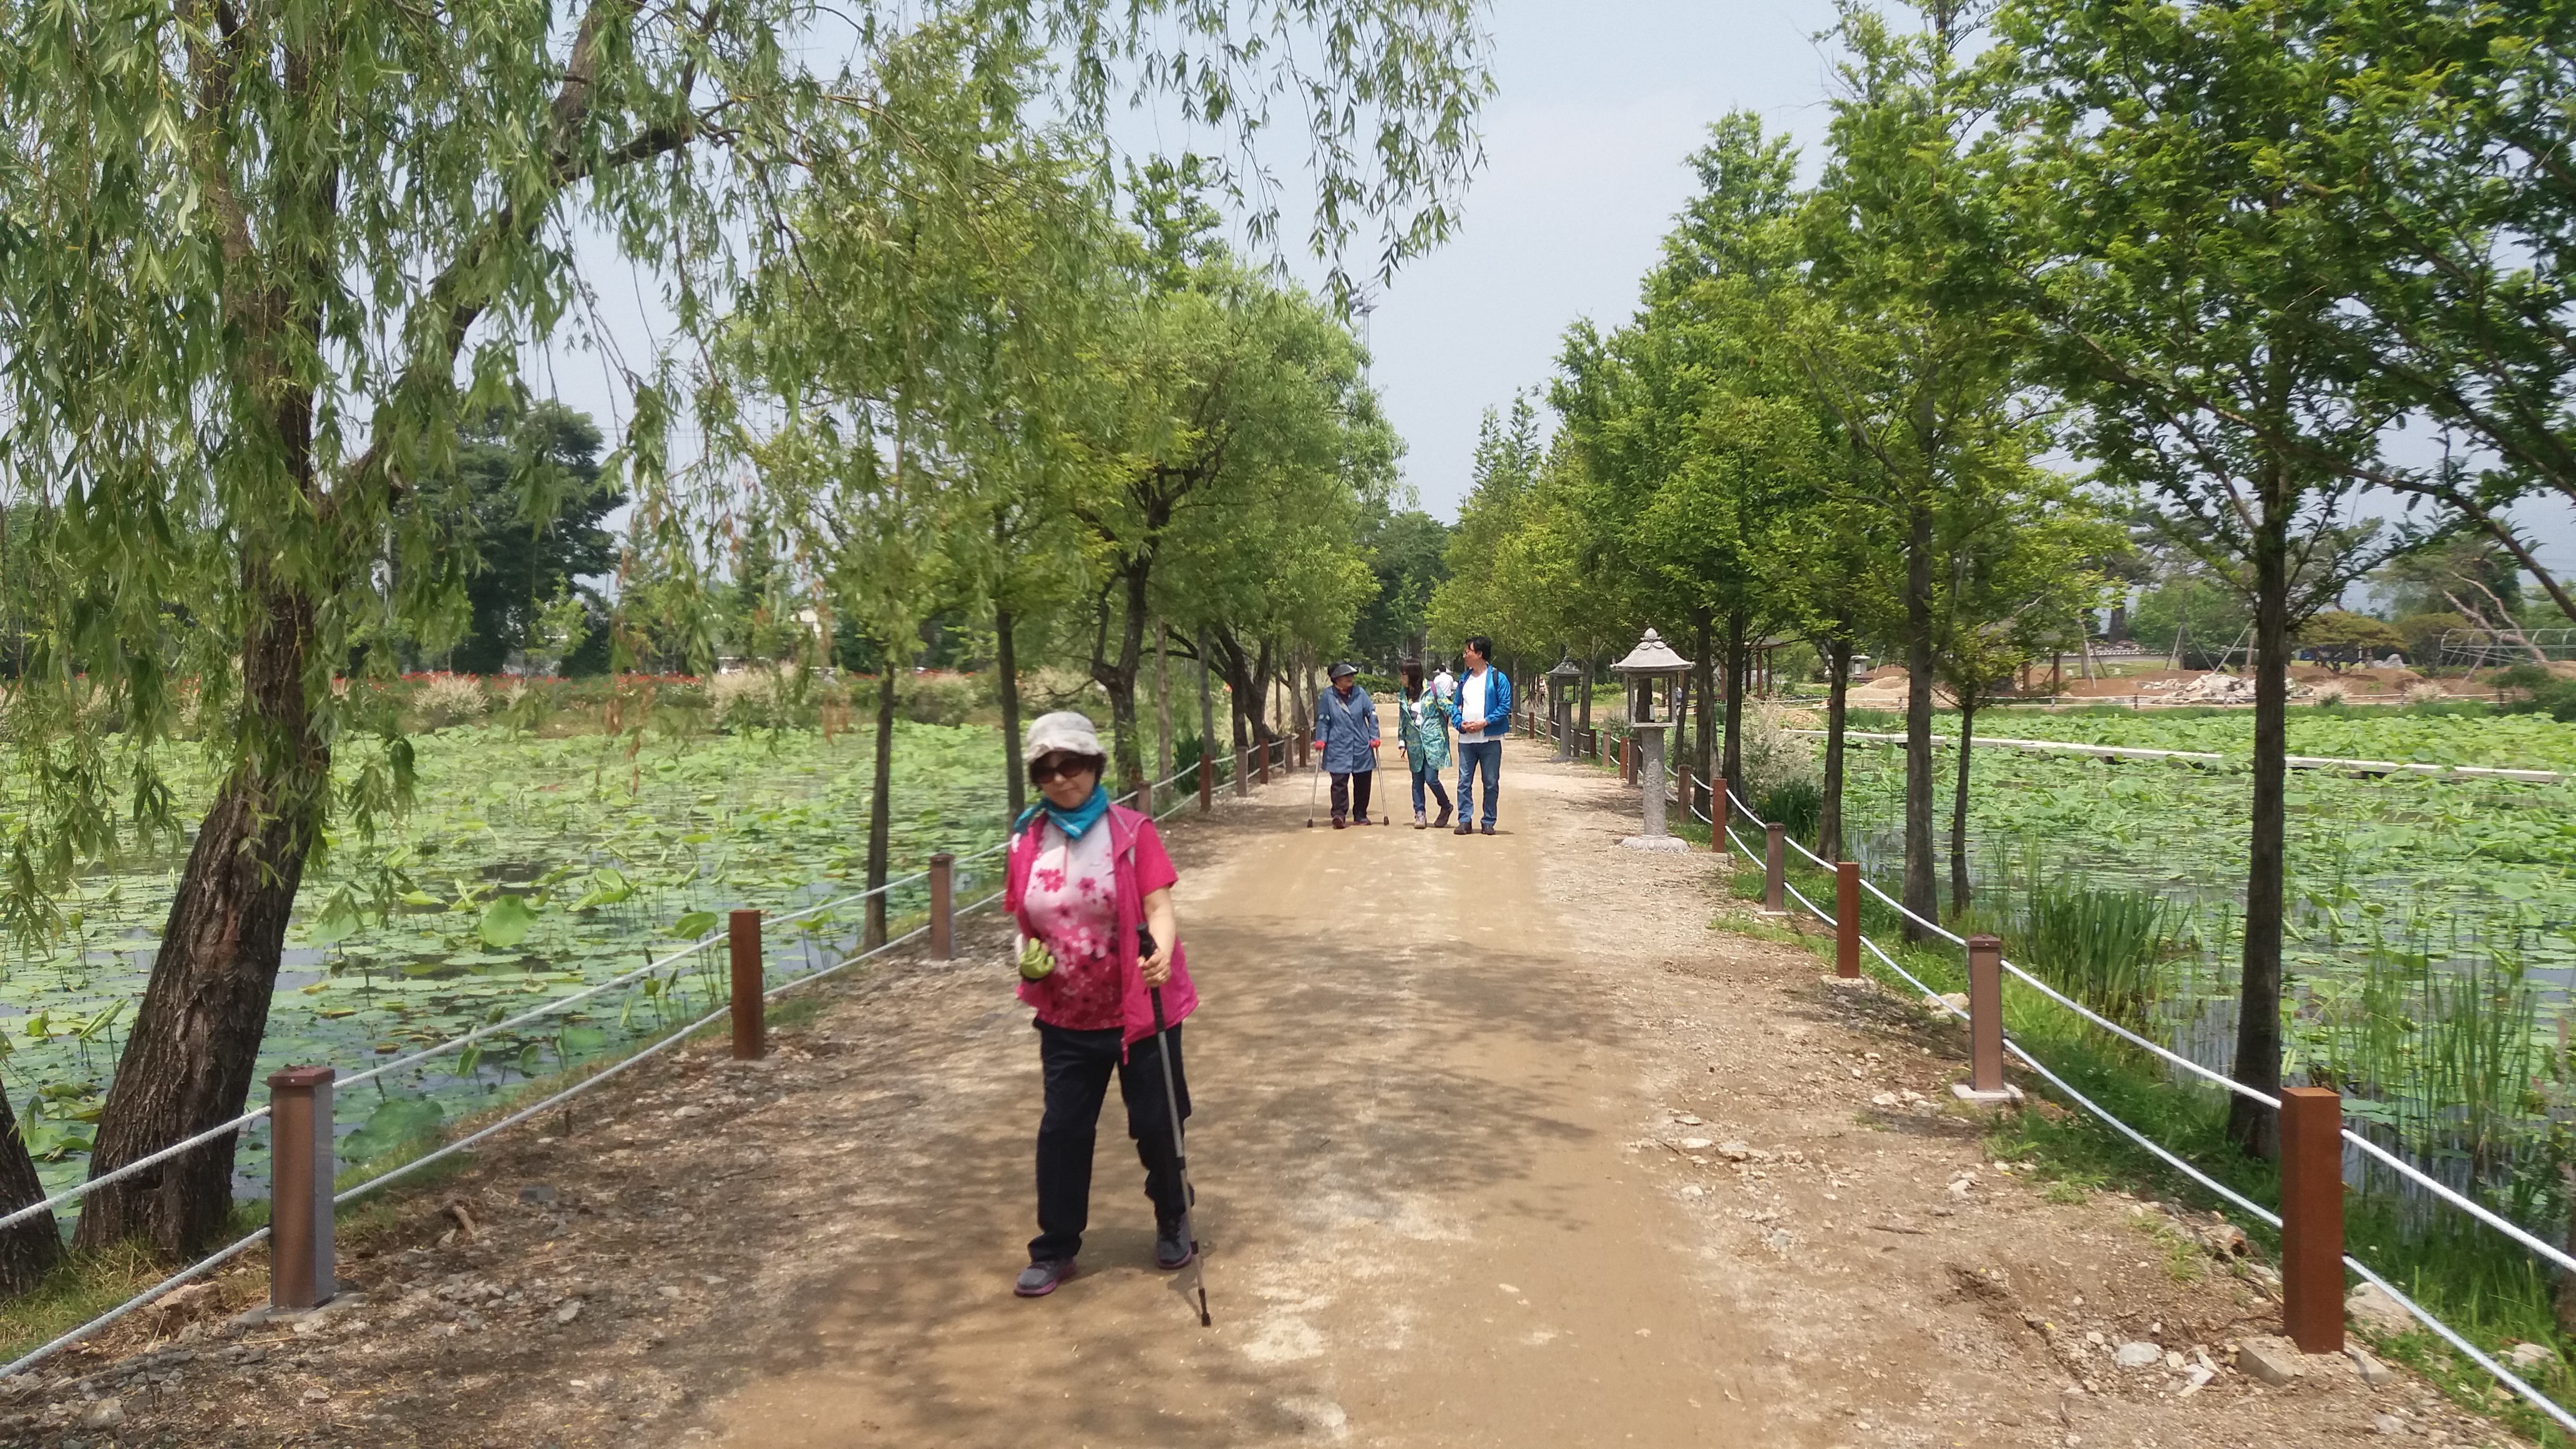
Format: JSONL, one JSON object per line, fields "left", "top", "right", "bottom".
{"left": 1017, "top": 819, "right": 1123, "bottom": 1030}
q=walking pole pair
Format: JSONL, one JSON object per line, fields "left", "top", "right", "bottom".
{"left": 1141, "top": 926, "right": 1212, "bottom": 1326}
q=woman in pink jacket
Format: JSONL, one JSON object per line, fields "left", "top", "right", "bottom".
{"left": 1003, "top": 712, "right": 1199, "bottom": 1297}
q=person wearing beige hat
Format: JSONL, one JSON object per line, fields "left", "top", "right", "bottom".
{"left": 1000, "top": 712, "right": 1199, "bottom": 1298}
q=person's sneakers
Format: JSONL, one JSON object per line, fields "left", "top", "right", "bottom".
{"left": 1154, "top": 1223, "right": 1196, "bottom": 1271}
{"left": 1413, "top": 810, "right": 1427, "bottom": 829}
{"left": 1014, "top": 1259, "right": 1076, "bottom": 1297}
{"left": 1453, "top": 821, "right": 1472, "bottom": 836}
{"left": 1432, "top": 804, "right": 1452, "bottom": 829}
{"left": 1332, "top": 816, "right": 1347, "bottom": 829}
{"left": 1481, "top": 822, "right": 1496, "bottom": 836}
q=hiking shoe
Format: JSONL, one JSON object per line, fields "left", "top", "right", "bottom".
{"left": 1332, "top": 816, "right": 1347, "bottom": 829}
{"left": 1432, "top": 805, "right": 1451, "bottom": 829}
{"left": 1453, "top": 821, "right": 1472, "bottom": 835}
{"left": 1014, "top": 1259, "right": 1076, "bottom": 1297}
{"left": 1480, "top": 822, "right": 1495, "bottom": 836}
{"left": 1155, "top": 1224, "right": 1196, "bottom": 1271}
{"left": 1413, "top": 811, "right": 1427, "bottom": 829}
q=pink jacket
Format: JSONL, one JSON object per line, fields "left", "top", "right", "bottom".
{"left": 1005, "top": 804, "right": 1197, "bottom": 1052}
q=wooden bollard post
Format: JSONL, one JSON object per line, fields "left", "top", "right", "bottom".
{"left": 1836, "top": 862, "right": 1861, "bottom": 978}
{"left": 267, "top": 1066, "right": 336, "bottom": 1312}
{"left": 1962, "top": 934, "right": 2007, "bottom": 1098}
{"left": 1232, "top": 748, "right": 1249, "bottom": 798}
{"left": 1711, "top": 776, "right": 1730, "bottom": 852}
{"left": 2280, "top": 1086, "right": 2346, "bottom": 1354}
{"left": 929, "top": 853, "right": 955, "bottom": 961}
{"left": 1764, "top": 823, "right": 1786, "bottom": 912}
{"left": 1257, "top": 741, "right": 1270, "bottom": 785}
{"left": 1199, "top": 750, "right": 1213, "bottom": 812}
{"left": 729, "top": 909, "right": 764, "bottom": 1061}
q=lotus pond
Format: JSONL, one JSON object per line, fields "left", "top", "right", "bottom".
{"left": 1835, "top": 706, "right": 2576, "bottom": 1204}
{"left": 1, "top": 721, "right": 1020, "bottom": 1201}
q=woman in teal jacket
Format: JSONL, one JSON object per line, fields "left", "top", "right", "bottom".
{"left": 1398, "top": 659, "right": 1453, "bottom": 829}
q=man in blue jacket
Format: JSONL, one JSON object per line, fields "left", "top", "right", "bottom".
{"left": 1449, "top": 636, "right": 1511, "bottom": 835}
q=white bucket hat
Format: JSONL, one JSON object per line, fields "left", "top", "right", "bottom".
{"left": 1023, "top": 711, "right": 1106, "bottom": 764}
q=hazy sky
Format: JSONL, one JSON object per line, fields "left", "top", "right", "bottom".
{"left": 1345, "top": 0, "right": 1845, "bottom": 520}
{"left": 544, "top": 0, "right": 2576, "bottom": 589}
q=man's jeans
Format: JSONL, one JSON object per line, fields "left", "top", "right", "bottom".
{"left": 1032, "top": 1020, "right": 1189, "bottom": 1264}
{"left": 1456, "top": 739, "right": 1502, "bottom": 827}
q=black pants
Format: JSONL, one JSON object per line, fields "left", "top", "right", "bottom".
{"left": 1330, "top": 769, "right": 1374, "bottom": 822}
{"left": 1033, "top": 1020, "right": 1189, "bottom": 1263}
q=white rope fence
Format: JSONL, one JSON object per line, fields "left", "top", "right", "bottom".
{"left": 1697, "top": 794, "right": 2576, "bottom": 1432}
{"left": 0, "top": 748, "right": 1243, "bottom": 1379}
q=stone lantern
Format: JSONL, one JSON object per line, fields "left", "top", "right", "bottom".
{"left": 1610, "top": 628, "right": 1691, "bottom": 851}
{"left": 1547, "top": 655, "right": 1583, "bottom": 761}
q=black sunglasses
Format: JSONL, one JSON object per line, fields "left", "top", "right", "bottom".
{"left": 1028, "top": 754, "right": 1098, "bottom": 785}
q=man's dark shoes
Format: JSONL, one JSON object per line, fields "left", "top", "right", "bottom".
{"left": 1480, "top": 822, "right": 1496, "bottom": 836}
{"left": 1015, "top": 1259, "right": 1076, "bottom": 1297}
{"left": 1332, "top": 816, "right": 1347, "bottom": 829}
{"left": 1453, "top": 821, "right": 1472, "bottom": 836}
{"left": 1155, "top": 1222, "right": 1196, "bottom": 1271}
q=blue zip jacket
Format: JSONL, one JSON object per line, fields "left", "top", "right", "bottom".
{"left": 1448, "top": 666, "right": 1511, "bottom": 742}
{"left": 1312, "top": 684, "right": 1382, "bottom": 774}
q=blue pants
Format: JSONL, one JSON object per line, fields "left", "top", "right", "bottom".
{"left": 1409, "top": 760, "right": 1452, "bottom": 816}
{"left": 1456, "top": 739, "right": 1502, "bottom": 827}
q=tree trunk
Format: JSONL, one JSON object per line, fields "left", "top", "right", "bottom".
{"left": 1821, "top": 635, "right": 1853, "bottom": 862}
{"left": 1088, "top": 565, "right": 1150, "bottom": 799}
{"left": 1949, "top": 696, "right": 1976, "bottom": 918}
{"left": 1197, "top": 630, "right": 1217, "bottom": 793}
{"left": 1579, "top": 653, "right": 1593, "bottom": 733}
{"left": 1721, "top": 611, "right": 1747, "bottom": 797}
{"left": 2228, "top": 494, "right": 2293, "bottom": 1161}
{"left": 1154, "top": 617, "right": 1173, "bottom": 789}
{"left": 0, "top": 1088, "right": 62, "bottom": 1292}
{"left": 866, "top": 666, "right": 895, "bottom": 950}
{"left": 997, "top": 605, "right": 1026, "bottom": 821}
{"left": 80, "top": 572, "right": 323, "bottom": 1259}
{"left": 1901, "top": 501, "right": 1939, "bottom": 942}
{"left": 1691, "top": 615, "right": 1715, "bottom": 821}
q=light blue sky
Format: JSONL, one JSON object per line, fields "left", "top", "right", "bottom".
{"left": 544, "top": 0, "right": 2575, "bottom": 591}
{"left": 1341, "top": 0, "right": 1845, "bottom": 520}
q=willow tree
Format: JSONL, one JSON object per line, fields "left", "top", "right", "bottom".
{"left": 0, "top": 0, "right": 1490, "bottom": 1258}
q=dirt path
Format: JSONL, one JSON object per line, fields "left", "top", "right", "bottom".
{"left": 15, "top": 724, "right": 2531, "bottom": 1448}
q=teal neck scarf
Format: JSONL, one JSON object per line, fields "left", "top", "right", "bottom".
{"left": 1019, "top": 782, "right": 1111, "bottom": 841}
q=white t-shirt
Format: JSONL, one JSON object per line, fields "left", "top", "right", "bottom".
{"left": 1460, "top": 669, "right": 1488, "bottom": 737}
{"left": 1431, "top": 669, "right": 1455, "bottom": 702}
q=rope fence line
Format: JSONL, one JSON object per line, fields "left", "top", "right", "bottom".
{"left": 0, "top": 741, "right": 1184, "bottom": 1239}
{"left": 1792, "top": 728, "right": 2565, "bottom": 786}
{"left": 1692, "top": 798, "right": 2576, "bottom": 1432}
{"left": 0, "top": 745, "right": 1255, "bottom": 1378}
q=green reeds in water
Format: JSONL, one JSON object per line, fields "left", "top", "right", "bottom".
{"left": 1759, "top": 779, "right": 1823, "bottom": 848}
{"left": 2009, "top": 877, "right": 2174, "bottom": 1033}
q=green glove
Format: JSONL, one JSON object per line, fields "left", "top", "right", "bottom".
{"left": 1018, "top": 935, "right": 1058, "bottom": 982}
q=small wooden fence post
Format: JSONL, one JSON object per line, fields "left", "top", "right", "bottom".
{"left": 1836, "top": 862, "right": 1861, "bottom": 978}
{"left": 929, "top": 853, "right": 955, "bottom": 961}
{"left": 1711, "top": 776, "right": 1729, "bottom": 853}
{"left": 267, "top": 1066, "right": 336, "bottom": 1312}
{"left": 1257, "top": 740, "right": 1271, "bottom": 785}
{"left": 1963, "top": 934, "right": 2006, "bottom": 1096}
{"left": 1764, "top": 823, "right": 1786, "bottom": 912}
{"left": 2280, "top": 1086, "right": 2347, "bottom": 1354}
{"left": 1232, "top": 748, "right": 1249, "bottom": 799}
{"left": 1199, "top": 750, "right": 1213, "bottom": 812}
{"left": 729, "top": 909, "right": 765, "bottom": 1061}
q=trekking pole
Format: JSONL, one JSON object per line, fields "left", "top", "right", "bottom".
{"left": 1305, "top": 753, "right": 1322, "bottom": 828}
{"left": 1141, "top": 928, "right": 1211, "bottom": 1326}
